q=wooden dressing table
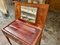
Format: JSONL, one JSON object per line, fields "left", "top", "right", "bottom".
{"left": 2, "top": 2, "right": 49, "bottom": 45}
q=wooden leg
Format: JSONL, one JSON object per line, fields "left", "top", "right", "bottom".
{"left": 36, "top": 40, "right": 40, "bottom": 45}
{"left": 5, "top": 35, "right": 12, "bottom": 45}
{"left": 36, "top": 37, "right": 41, "bottom": 45}
{"left": 38, "top": 37, "right": 42, "bottom": 45}
{"left": 39, "top": 39, "right": 41, "bottom": 45}
{"left": 2, "top": 31, "right": 12, "bottom": 45}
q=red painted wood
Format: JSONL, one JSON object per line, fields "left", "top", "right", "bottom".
{"left": 3, "top": 19, "right": 41, "bottom": 45}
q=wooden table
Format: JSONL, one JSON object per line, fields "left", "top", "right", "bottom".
{"left": 2, "top": 19, "right": 42, "bottom": 45}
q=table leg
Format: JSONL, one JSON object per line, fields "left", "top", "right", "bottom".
{"left": 36, "top": 40, "right": 40, "bottom": 45}
{"left": 36, "top": 37, "right": 41, "bottom": 45}
{"left": 2, "top": 31, "right": 12, "bottom": 45}
{"left": 5, "top": 35, "right": 12, "bottom": 45}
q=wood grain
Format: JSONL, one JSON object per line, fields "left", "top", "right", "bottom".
{"left": 2, "top": 19, "right": 41, "bottom": 45}
{"left": 2, "top": 2, "right": 49, "bottom": 45}
{"left": 46, "top": 0, "right": 60, "bottom": 12}
{"left": 15, "top": 2, "right": 49, "bottom": 29}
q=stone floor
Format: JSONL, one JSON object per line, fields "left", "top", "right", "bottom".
{"left": 42, "top": 11, "right": 60, "bottom": 45}
{"left": 0, "top": 0, "right": 60, "bottom": 45}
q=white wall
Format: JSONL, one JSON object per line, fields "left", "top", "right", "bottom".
{"left": 0, "top": 0, "right": 7, "bottom": 14}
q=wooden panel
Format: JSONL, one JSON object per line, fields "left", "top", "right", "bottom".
{"left": 15, "top": 2, "right": 21, "bottom": 19}
{"left": 15, "top": 2, "right": 49, "bottom": 29}
{"left": 3, "top": 19, "right": 41, "bottom": 45}
{"left": 46, "top": 0, "right": 60, "bottom": 12}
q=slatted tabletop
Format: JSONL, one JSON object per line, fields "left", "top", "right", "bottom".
{"left": 2, "top": 19, "right": 41, "bottom": 45}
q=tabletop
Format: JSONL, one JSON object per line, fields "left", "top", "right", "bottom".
{"left": 2, "top": 19, "right": 41, "bottom": 45}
